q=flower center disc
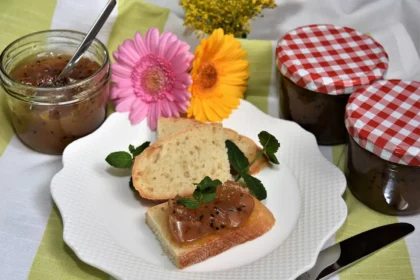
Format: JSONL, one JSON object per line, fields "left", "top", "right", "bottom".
{"left": 198, "top": 63, "right": 218, "bottom": 89}
{"left": 142, "top": 66, "right": 166, "bottom": 95}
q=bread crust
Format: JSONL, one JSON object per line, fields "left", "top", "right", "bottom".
{"left": 145, "top": 197, "right": 275, "bottom": 269}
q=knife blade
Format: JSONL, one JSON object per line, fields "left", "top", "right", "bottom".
{"left": 296, "top": 222, "right": 415, "bottom": 280}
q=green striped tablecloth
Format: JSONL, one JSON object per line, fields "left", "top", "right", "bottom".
{"left": 0, "top": 1, "right": 417, "bottom": 279}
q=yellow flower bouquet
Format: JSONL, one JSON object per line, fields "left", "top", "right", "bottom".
{"left": 179, "top": 0, "right": 277, "bottom": 38}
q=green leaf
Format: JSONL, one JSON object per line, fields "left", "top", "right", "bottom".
{"left": 105, "top": 151, "right": 133, "bottom": 168}
{"left": 225, "top": 140, "right": 249, "bottom": 175}
{"left": 176, "top": 198, "right": 200, "bottom": 209}
{"left": 194, "top": 176, "right": 222, "bottom": 191}
{"left": 131, "top": 141, "right": 150, "bottom": 158}
{"left": 192, "top": 176, "right": 220, "bottom": 203}
{"left": 193, "top": 185, "right": 217, "bottom": 203}
{"left": 200, "top": 192, "right": 217, "bottom": 203}
{"left": 267, "top": 153, "right": 279, "bottom": 164}
{"left": 128, "top": 145, "right": 135, "bottom": 155}
{"left": 258, "top": 131, "right": 280, "bottom": 164}
{"left": 242, "top": 174, "right": 267, "bottom": 200}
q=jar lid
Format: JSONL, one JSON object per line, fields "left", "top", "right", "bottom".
{"left": 275, "top": 24, "right": 389, "bottom": 95}
{"left": 345, "top": 80, "right": 420, "bottom": 166}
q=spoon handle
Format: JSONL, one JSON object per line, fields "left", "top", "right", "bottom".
{"left": 56, "top": 0, "right": 117, "bottom": 80}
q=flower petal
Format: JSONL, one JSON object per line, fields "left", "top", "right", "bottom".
{"left": 134, "top": 32, "right": 148, "bottom": 56}
{"left": 112, "top": 63, "right": 132, "bottom": 77}
{"left": 175, "top": 73, "right": 192, "bottom": 86}
{"left": 202, "top": 100, "right": 223, "bottom": 122}
{"left": 160, "top": 98, "right": 173, "bottom": 117}
{"left": 117, "top": 52, "right": 136, "bottom": 68}
{"left": 145, "top": 28, "right": 160, "bottom": 55}
{"left": 195, "top": 99, "right": 207, "bottom": 122}
{"left": 206, "top": 98, "right": 231, "bottom": 120}
{"left": 120, "top": 39, "right": 141, "bottom": 61}
{"left": 111, "top": 76, "right": 132, "bottom": 88}
{"left": 158, "top": 32, "right": 172, "bottom": 57}
{"left": 115, "top": 96, "right": 136, "bottom": 112}
{"left": 111, "top": 87, "right": 135, "bottom": 100}
{"left": 147, "top": 102, "right": 160, "bottom": 130}
{"left": 171, "top": 89, "right": 190, "bottom": 102}
{"left": 171, "top": 53, "right": 191, "bottom": 75}
{"left": 164, "top": 37, "right": 181, "bottom": 62}
{"left": 129, "top": 99, "right": 148, "bottom": 124}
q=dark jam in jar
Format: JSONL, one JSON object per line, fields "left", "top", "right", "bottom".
{"left": 346, "top": 137, "right": 420, "bottom": 216}
{"left": 6, "top": 54, "right": 109, "bottom": 154}
{"left": 10, "top": 54, "right": 100, "bottom": 87}
{"left": 280, "top": 75, "right": 350, "bottom": 145}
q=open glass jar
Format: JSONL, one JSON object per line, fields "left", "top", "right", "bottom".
{"left": 345, "top": 80, "right": 420, "bottom": 216}
{"left": 276, "top": 24, "right": 389, "bottom": 145}
{"left": 0, "top": 30, "right": 110, "bottom": 155}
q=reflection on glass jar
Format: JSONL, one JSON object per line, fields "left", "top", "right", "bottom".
{"left": 0, "top": 30, "right": 110, "bottom": 155}
{"left": 346, "top": 137, "right": 420, "bottom": 215}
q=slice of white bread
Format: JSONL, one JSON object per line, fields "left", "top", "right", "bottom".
{"left": 132, "top": 123, "right": 231, "bottom": 200}
{"left": 157, "top": 117, "right": 269, "bottom": 175}
{"left": 145, "top": 196, "right": 276, "bottom": 268}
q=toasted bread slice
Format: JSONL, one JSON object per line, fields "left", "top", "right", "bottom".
{"left": 145, "top": 197, "right": 275, "bottom": 268}
{"left": 156, "top": 117, "right": 269, "bottom": 175}
{"left": 132, "top": 123, "right": 231, "bottom": 200}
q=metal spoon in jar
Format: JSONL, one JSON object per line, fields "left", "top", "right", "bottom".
{"left": 54, "top": 0, "right": 116, "bottom": 83}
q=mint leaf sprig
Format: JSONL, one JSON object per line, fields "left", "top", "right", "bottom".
{"left": 226, "top": 131, "right": 280, "bottom": 200}
{"left": 106, "top": 141, "right": 150, "bottom": 168}
{"left": 105, "top": 141, "right": 150, "bottom": 189}
{"left": 176, "top": 176, "right": 222, "bottom": 209}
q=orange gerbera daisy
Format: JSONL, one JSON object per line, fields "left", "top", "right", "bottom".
{"left": 187, "top": 28, "right": 249, "bottom": 122}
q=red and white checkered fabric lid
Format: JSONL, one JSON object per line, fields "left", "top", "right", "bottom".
{"left": 276, "top": 24, "right": 389, "bottom": 95}
{"left": 345, "top": 80, "right": 420, "bottom": 166}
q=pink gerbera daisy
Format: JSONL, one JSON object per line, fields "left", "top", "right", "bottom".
{"left": 111, "top": 28, "right": 194, "bottom": 130}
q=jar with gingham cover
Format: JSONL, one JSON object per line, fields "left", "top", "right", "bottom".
{"left": 345, "top": 80, "right": 420, "bottom": 215}
{"left": 276, "top": 24, "right": 389, "bottom": 145}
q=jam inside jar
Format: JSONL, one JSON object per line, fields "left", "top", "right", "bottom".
{"left": 280, "top": 75, "right": 350, "bottom": 145}
{"left": 0, "top": 30, "right": 110, "bottom": 155}
{"left": 346, "top": 137, "right": 420, "bottom": 216}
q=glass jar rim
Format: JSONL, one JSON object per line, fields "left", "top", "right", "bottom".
{"left": 0, "top": 29, "right": 110, "bottom": 101}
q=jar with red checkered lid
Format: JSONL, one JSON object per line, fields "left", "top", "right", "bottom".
{"left": 345, "top": 80, "right": 420, "bottom": 215}
{"left": 276, "top": 24, "right": 389, "bottom": 145}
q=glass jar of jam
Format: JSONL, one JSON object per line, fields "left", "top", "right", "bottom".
{"left": 276, "top": 24, "right": 389, "bottom": 145}
{"left": 0, "top": 30, "right": 110, "bottom": 155}
{"left": 345, "top": 80, "right": 420, "bottom": 216}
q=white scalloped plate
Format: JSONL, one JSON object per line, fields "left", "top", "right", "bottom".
{"left": 50, "top": 99, "right": 347, "bottom": 280}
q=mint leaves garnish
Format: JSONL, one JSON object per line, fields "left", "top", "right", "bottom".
{"left": 226, "top": 140, "right": 249, "bottom": 175}
{"left": 105, "top": 141, "right": 150, "bottom": 189}
{"left": 130, "top": 142, "right": 150, "bottom": 158}
{"left": 176, "top": 198, "right": 200, "bottom": 209}
{"left": 242, "top": 174, "right": 267, "bottom": 200}
{"left": 225, "top": 130, "right": 280, "bottom": 201}
{"left": 106, "top": 152, "right": 133, "bottom": 169}
{"left": 258, "top": 131, "right": 280, "bottom": 164}
{"left": 176, "top": 176, "right": 222, "bottom": 209}
{"left": 106, "top": 141, "right": 151, "bottom": 168}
